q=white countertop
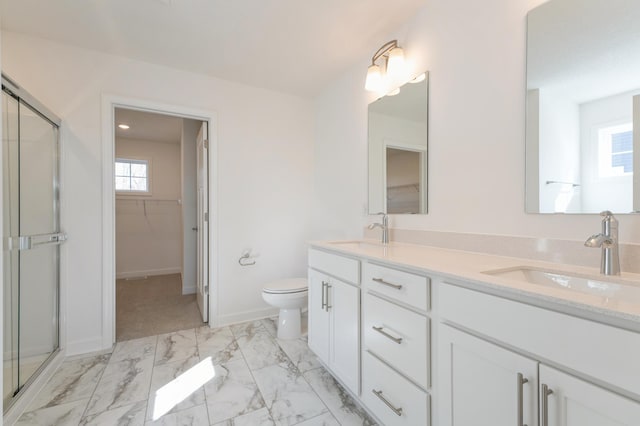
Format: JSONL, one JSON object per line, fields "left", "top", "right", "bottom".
{"left": 309, "top": 239, "right": 640, "bottom": 331}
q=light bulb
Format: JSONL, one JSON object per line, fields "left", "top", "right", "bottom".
{"left": 365, "top": 64, "right": 383, "bottom": 92}
{"left": 386, "top": 47, "right": 405, "bottom": 82}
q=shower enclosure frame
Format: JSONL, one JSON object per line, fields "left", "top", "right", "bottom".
{"left": 2, "top": 74, "right": 67, "bottom": 420}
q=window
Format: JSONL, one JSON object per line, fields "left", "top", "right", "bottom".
{"left": 598, "top": 123, "right": 633, "bottom": 178}
{"left": 115, "top": 158, "right": 150, "bottom": 193}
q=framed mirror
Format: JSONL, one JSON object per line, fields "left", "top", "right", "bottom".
{"left": 368, "top": 72, "right": 429, "bottom": 214}
{"left": 526, "top": 0, "right": 640, "bottom": 214}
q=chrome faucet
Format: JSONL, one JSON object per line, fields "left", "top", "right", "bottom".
{"left": 368, "top": 212, "right": 389, "bottom": 245}
{"left": 584, "top": 210, "right": 620, "bottom": 276}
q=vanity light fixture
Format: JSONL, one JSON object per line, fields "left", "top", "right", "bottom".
{"left": 118, "top": 124, "right": 130, "bottom": 129}
{"left": 365, "top": 40, "right": 406, "bottom": 93}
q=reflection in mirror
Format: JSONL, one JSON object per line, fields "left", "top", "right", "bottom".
{"left": 526, "top": 0, "right": 640, "bottom": 214}
{"left": 368, "top": 73, "right": 428, "bottom": 214}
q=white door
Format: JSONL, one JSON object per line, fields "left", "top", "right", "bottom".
{"left": 196, "top": 122, "right": 209, "bottom": 322}
{"left": 540, "top": 364, "right": 640, "bottom": 426}
{"left": 307, "top": 269, "right": 330, "bottom": 364}
{"left": 439, "top": 324, "right": 538, "bottom": 426}
{"left": 329, "top": 279, "right": 360, "bottom": 395}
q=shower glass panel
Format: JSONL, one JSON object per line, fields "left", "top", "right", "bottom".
{"left": 2, "top": 90, "right": 20, "bottom": 408}
{"left": 2, "top": 85, "right": 61, "bottom": 411}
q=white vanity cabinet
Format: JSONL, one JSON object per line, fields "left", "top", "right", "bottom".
{"left": 361, "top": 262, "right": 431, "bottom": 425}
{"left": 309, "top": 241, "right": 640, "bottom": 426}
{"left": 439, "top": 282, "right": 640, "bottom": 426}
{"left": 307, "top": 249, "right": 360, "bottom": 395}
{"left": 540, "top": 365, "right": 640, "bottom": 426}
{"left": 439, "top": 324, "right": 538, "bottom": 426}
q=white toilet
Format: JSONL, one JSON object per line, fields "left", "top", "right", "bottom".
{"left": 262, "top": 278, "right": 308, "bottom": 340}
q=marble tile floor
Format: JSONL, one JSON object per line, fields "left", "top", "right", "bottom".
{"left": 15, "top": 317, "right": 376, "bottom": 426}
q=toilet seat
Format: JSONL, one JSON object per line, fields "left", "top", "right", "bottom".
{"left": 263, "top": 278, "right": 308, "bottom": 294}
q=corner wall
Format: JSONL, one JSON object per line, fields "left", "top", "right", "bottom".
{"left": 313, "top": 0, "right": 640, "bottom": 244}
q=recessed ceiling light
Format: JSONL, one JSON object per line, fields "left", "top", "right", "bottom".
{"left": 118, "top": 124, "right": 130, "bottom": 130}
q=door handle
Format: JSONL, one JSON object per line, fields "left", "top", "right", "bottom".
{"left": 192, "top": 227, "right": 198, "bottom": 231}
{"left": 321, "top": 281, "right": 327, "bottom": 310}
{"left": 541, "top": 383, "right": 553, "bottom": 426}
{"left": 5, "top": 233, "right": 67, "bottom": 251}
{"left": 325, "top": 284, "right": 332, "bottom": 311}
{"left": 517, "top": 373, "right": 529, "bottom": 426}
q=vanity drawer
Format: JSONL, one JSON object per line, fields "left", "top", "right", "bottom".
{"left": 362, "top": 351, "right": 429, "bottom": 426}
{"left": 308, "top": 248, "right": 359, "bottom": 284}
{"left": 364, "top": 263, "right": 429, "bottom": 311}
{"left": 363, "top": 293, "right": 429, "bottom": 389}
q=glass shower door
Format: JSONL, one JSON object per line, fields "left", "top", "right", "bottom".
{"left": 3, "top": 88, "right": 20, "bottom": 408}
{"left": 2, "top": 86, "right": 61, "bottom": 410}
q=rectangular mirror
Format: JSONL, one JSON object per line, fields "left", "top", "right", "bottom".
{"left": 526, "top": 0, "right": 640, "bottom": 214}
{"left": 368, "top": 72, "right": 429, "bottom": 214}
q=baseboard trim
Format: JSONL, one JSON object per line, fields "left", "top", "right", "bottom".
{"left": 116, "top": 267, "right": 182, "bottom": 280}
{"left": 182, "top": 285, "right": 196, "bottom": 295}
{"left": 217, "top": 307, "right": 279, "bottom": 327}
{"left": 66, "top": 337, "right": 108, "bottom": 357}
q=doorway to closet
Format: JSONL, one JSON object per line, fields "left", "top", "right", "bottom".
{"left": 113, "top": 108, "right": 209, "bottom": 341}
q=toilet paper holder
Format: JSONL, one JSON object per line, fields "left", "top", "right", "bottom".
{"left": 238, "top": 252, "right": 256, "bottom": 266}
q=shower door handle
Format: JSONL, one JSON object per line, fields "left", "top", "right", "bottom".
{"left": 5, "top": 232, "right": 68, "bottom": 251}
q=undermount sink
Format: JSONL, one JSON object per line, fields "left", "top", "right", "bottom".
{"left": 327, "top": 240, "right": 385, "bottom": 250}
{"left": 483, "top": 267, "right": 640, "bottom": 303}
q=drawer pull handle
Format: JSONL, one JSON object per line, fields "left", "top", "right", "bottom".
{"left": 321, "top": 281, "right": 327, "bottom": 310}
{"left": 372, "top": 389, "right": 403, "bottom": 416}
{"left": 541, "top": 384, "right": 553, "bottom": 426}
{"left": 372, "top": 326, "right": 403, "bottom": 344}
{"left": 372, "top": 277, "right": 403, "bottom": 290}
{"left": 517, "top": 373, "right": 529, "bottom": 426}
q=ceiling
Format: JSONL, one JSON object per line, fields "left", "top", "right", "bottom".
{"left": 0, "top": 0, "right": 426, "bottom": 97}
{"left": 115, "top": 108, "right": 184, "bottom": 143}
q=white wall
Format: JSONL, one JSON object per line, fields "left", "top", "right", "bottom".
{"left": 181, "top": 119, "right": 200, "bottom": 295}
{"left": 313, "top": 0, "right": 640, "bottom": 243}
{"left": 1, "top": 31, "right": 314, "bottom": 354}
{"left": 115, "top": 137, "right": 183, "bottom": 279}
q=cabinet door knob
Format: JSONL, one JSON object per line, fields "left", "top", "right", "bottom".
{"left": 372, "top": 389, "right": 403, "bottom": 416}
{"left": 517, "top": 373, "right": 529, "bottom": 426}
